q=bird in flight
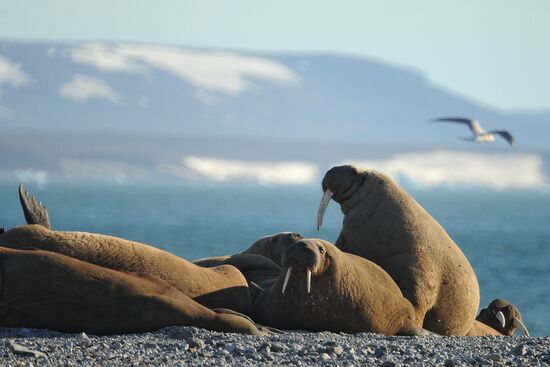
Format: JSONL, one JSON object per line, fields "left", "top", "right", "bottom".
{"left": 432, "top": 117, "right": 517, "bottom": 148}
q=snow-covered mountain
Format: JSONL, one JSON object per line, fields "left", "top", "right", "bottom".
{"left": 1, "top": 41, "right": 548, "bottom": 148}
{"left": 1, "top": 41, "right": 548, "bottom": 189}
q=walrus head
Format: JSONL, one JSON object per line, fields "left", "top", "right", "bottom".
{"left": 245, "top": 232, "right": 304, "bottom": 266}
{"left": 279, "top": 238, "right": 333, "bottom": 295}
{"left": 476, "top": 299, "right": 529, "bottom": 336}
{"left": 318, "top": 165, "right": 365, "bottom": 229}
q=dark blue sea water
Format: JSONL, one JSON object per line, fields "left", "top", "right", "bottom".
{"left": 0, "top": 182, "right": 548, "bottom": 336}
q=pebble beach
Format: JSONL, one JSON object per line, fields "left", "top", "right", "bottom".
{"left": 1, "top": 327, "right": 548, "bottom": 366}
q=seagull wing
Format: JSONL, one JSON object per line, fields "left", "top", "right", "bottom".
{"left": 488, "top": 130, "right": 517, "bottom": 148}
{"left": 432, "top": 117, "right": 484, "bottom": 136}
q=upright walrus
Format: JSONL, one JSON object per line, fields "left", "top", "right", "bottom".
{"left": 252, "top": 238, "right": 430, "bottom": 336}
{"left": 0, "top": 246, "right": 267, "bottom": 335}
{"left": 0, "top": 185, "right": 251, "bottom": 314}
{"left": 317, "top": 165, "right": 479, "bottom": 335}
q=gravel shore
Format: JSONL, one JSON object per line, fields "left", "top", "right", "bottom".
{"left": 1, "top": 326, "right": 548, "bottom": 366}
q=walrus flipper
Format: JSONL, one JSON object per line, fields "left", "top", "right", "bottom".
{"left": 18, "top": 184, "right": 52, "bottom": 229}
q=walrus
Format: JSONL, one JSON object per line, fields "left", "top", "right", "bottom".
{"left": 194, "top": 232, "right": 304, "bottom": 290}
{"left": 0, "top": 185, "right": 252, "bottom": 314}
{"left": 474, "top": 299, "right": 529, "bottom": 336}
{"left": 317, "top": 165, "right": 479, "bottom": 335}
{"left": 0, "top": 246, "right": 268, "bottom": 335}
{"left": 252, "top": 238, "right": 431, "bottom": 336}
{"left": 194, "top": 232, "right": 303, "bottom": 267}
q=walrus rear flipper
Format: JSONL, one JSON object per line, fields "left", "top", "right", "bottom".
{"left": 19, "top": 184, "right": 51, "bottom": 229}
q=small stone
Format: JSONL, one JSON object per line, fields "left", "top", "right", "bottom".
{"left": 320, "top": 353, "right": 331, "bottom": 361}
{"left": 189, "top": 338, "right": 205, "bottom": 349}
{"left": 270, "top": 342, "right": 286, "bottom": 353}
{"left": 329, "top": 346, "right": 343, "bottom": 355}
{"left": 487, "top": 354, "right": 502, "bottom": 362}
{"left": 79, "top": 332, "right": 91, "bottom": 344}
{"left": 514, "top": 344, "right": 529, "bottom": 356}
{"left": 167, "top": 327, "right": 194, "bottom": 341}
{"left": 244, "top": 346, "right": 257, "bottom": 354}
{"left": 110, "top": 341, "right": 122, "bottom": 350}
{"left": 64, "top": 341, "right": 74, "bottom": 349}
{"left": 375, "top": 346, "right": 388, "bottom": 358}
{"left": 8, "top": 341, "right": 47, "bottom": 358}
{"left": 444, "top": 359, "right": 457, "bottom": 367}
{"left": 381, "top": 361, "right": 398, "bottom": 367}
{"left": 233, "top": 347, "right": 246, "bottom": 356}
{"left": 178, "top": 342, "right": 190, "bottom": 352}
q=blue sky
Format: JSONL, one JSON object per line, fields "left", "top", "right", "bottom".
{"left": 0, "top": 0, "right": 548, "bottom": 111}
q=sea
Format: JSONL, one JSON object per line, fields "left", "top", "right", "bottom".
{"left": 0, "top": 182, "right": 548, "bottom": 336}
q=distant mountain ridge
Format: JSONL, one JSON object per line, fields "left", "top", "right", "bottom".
{"left": 0, "top": 41, "right": 548, "bottom": 151}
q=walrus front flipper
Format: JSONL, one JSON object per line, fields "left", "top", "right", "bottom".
{"left": 18, "top": 184, "right": 51, "bottom": 229}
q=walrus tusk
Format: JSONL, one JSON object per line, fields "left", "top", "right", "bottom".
{"left": 513, "top": 318, "right": 530, "bottom": 336}
{"left": 306, "top": 269, "right": 312, "bottom": 294}
{"left": 495, "top": 311, "right": 506, "bottom": 328}
{"left": 282, "top": 267, "right": 292, "bottom": 294}
{"left": 317, "top": 189, "right": 334, "bottom": 230}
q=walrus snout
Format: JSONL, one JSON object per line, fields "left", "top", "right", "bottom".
{"left": 281, "top": 242, "right": 318, "bottom": 270}
{"left": 280, "top": 242, "right": 322, "bottom": 295}
{"left": 318, "top": 165, "right": 363, "bottom": 230}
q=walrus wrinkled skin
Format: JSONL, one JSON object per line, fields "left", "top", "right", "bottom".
{"left": 0, "top": 225, "right": 251, "bottom": 314}
{"left": 473, "top": 299, "right": 529, "bottom": 336}
{"left": 318, "top": 165, "right": 479, "bottom": 335}
{"left": 0, "top": 247, "right": 267, "bottom": 335}
{"left": 252, "top": 238, "right": 429, "bottom": 336}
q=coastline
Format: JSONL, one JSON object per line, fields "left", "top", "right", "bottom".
{"left": 1, "top": 327, "right": 548, "bottom": 366}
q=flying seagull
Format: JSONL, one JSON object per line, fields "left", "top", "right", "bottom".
{"left": 432, "top": 117, "right": 517, "bottom": 148}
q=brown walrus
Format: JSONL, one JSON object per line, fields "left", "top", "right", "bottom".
{"left": 0, "top": 185, "right": 251, "bottom": 314}
{"left": 0, "top": 246, "right": 268, "bottom": 335}
{"left": 194, "top": 232, "right": 304, "bottom": 290}
{"left": 317, "top": 165, "right": 479, "bottom": 335}
{"left": 473, "top": 299, "right": 529, "bottom": 336}
{"left": 252, "top": 238, "right": 430, "bottom": 336}
{"left": 194, "top": 232, "right": 303, "bottom": 267}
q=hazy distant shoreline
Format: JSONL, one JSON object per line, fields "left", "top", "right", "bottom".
{"left": 1, "top": 326, "right": 549, "bottom": 366}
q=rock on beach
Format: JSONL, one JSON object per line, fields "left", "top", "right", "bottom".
{"left": 0, "top": 327, "right": 548, "bottom": 366}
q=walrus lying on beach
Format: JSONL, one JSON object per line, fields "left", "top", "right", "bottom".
{"left": 317, "top": 165, "right": 479, "bottom": 336}
{"left": 0, "top": 185, "right": 252, "bottom": 314}
{"left": 194, "top": 232, "right": 304, "bottom": 290}
{"left": 252, "top": 238, "right": 431, "bottom": 336}
{"left": 473, "top": 299, "right": 529, "bottom": 336}
{"left": 0, "top": 246, "right": 268, "bottom": 335}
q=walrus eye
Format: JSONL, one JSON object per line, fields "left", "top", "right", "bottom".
{"left": 319, "top": 247, "right": 325, "bottom": 255}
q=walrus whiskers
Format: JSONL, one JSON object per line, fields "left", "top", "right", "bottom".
{"left": 317, "top": 189, "right": 333, "bottom": 230}
{"left": 513, "top": 318, "right": 530, "bottom": 336}
{"left": 306, "top": 268, "right": 311, "bottom": 294}
{"left": 282, "top": 267, "right": 292, "bottom": 294}
{"left": 495, "top": 311, "right": 506, "bottom": 328}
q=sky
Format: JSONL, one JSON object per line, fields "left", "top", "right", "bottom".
{"left": 0, "top": 0, "right": 548, "bottom": 111}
